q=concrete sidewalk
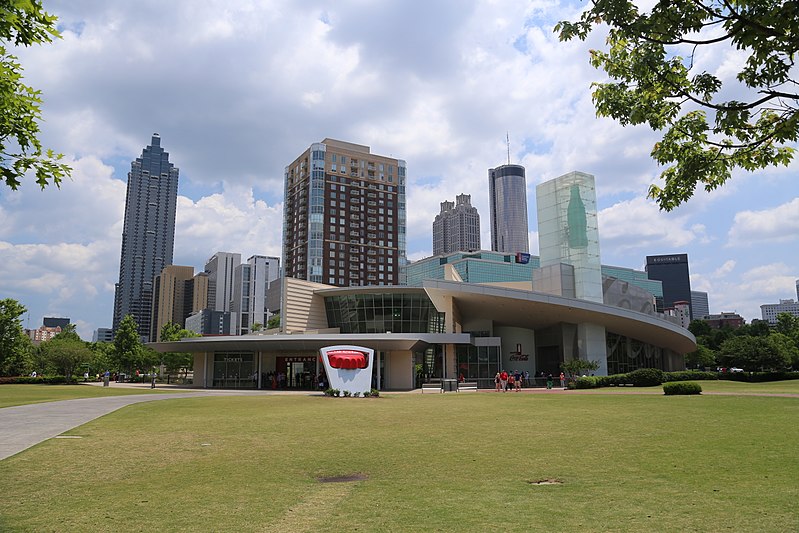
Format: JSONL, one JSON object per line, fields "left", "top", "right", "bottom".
{"left": 0, "top": 389, "right": 284, "bottom": 461}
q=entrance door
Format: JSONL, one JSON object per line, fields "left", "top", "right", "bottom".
{"left": 536, "top": 346, "right": 561, "bottom": 376}
{"left": 276, "top": 356, "right": 317, "bottom": 389}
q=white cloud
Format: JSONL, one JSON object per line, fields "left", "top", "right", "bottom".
{"left": 727, "top": 197, "right": 799, "bottom": 246}
{"left": 598, "top": 197, "right": 700, "bottom": 253}
{"left": 175, "top": 183, "right": 283, "bottom": 268}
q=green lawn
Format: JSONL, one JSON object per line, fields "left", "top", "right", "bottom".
{"left": 0, "top": 384, "right": 177, "bottom": 409}
{"left": 1, "top": 392, "right": 798, "bottom": 532}
{"left": 692, "top": 379, "right": 799, "bottom": 394}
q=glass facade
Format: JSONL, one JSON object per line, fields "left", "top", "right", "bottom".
{"left": 606, "top": 332, "right": 664, "bottom": 374}
{"left": 113, "top": 134, "right": 179, "bottom": 340}
{"left": 489, "top": 164, "right": 530, "bottom": 253}
{"left": 536, "top": 171, "right": 603, "bottom": 303}
{"left": 456, "top": 344, "right": 501, "bottom": 380}
{"left": 324, "top": 292, "right": 445, "bottom": 334}
{"left": 212, "top": 351, "right": 256, "bottom": 389}
{"left": 645, "top": 254, "right": 692, "bottom": 317}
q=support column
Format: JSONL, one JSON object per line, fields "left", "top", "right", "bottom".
{"left": 376, "top": 351, "right": 382, "bottom": 391}
{"left": 577, "top": 323, "right": 608, "bottom": 376}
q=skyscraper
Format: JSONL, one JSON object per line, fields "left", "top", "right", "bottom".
{"left": 488, "top": 164, "right": 529, "bottom": 253}
{"left": 204, "top": 252, "right": 241, "bottom": 312}
{"left": 112, "top": 134, "right": 179, "bottom": 339}
{"left": 283, "top": 138, "right": 406, "bottom": 286}
{"left": 150, "top": 266, "right": 208, "bottom": 341}
{"left": 645, "top": 254, "right": 693, "bottom": 319}
{"left": 432, "top": 193, "right": 480, "bottom": 256}
{"left": 690, "top": 290, "right": 710, "bottom": 319}
{"left": 232, "top": 255, "right": 280, "bottom": 334}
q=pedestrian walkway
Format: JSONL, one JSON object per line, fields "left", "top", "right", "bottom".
{"left": 0, "top": 389, "right": 282, "bottom": 461}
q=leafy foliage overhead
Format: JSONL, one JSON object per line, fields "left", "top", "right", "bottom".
{"left": 0, "top": 0, "right": 71, "bottom": 190}
{"left": 556, "top": 0, "right": 798, "bottom": 210}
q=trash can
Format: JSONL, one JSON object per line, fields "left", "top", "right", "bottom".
{"left": 442, "top": 378, "right": 458, "bottom": 392}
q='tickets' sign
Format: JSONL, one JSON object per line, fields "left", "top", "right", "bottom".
{"left": 319, "top": 345, "right": 374, "bottom": 394}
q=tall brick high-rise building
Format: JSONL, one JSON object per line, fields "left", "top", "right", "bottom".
{"left": 282, "top": 139, "right": 406, "bottom": 286}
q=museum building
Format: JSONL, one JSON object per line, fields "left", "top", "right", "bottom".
{"left": 152, "top": 172, "right": 696, "bottom": 390}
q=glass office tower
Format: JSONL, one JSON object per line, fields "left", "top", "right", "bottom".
{"left": 113, "top": 134, "right": 179, "bottom": 340}
{"left": 646, "top": 254, "right": 692, "bottom": 318}
{"left": 488, "top": 164, "right": 529, "bottom": 253}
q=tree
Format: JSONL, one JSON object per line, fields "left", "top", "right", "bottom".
{"left": 39, "top": 337, "right": 91, "bottom": 378}
{"left": 775, "top": 312, "right": 799, "bottom": 337}
{"left": 159, "top": 322, "right": 198, "bottom": 378}
{"left": 88, "top": 341, "right": 114, "bottom": 376}
{"left": 561, "top": 358, "right": 601, "bottom": 380}
{"left": 267, "top": 313, "right": 280, "bottom": 330}
{"left": 52, "top": 324, "right": 81, "bottom": 342}
{"left": 0, "top": 298, "right": 27, "bottom": 375}
{"left": 688, "top": 319, "right": 712, "bottom": 338}
{"left": 685, "top": 344, "right": 716, "bottom": 369}
{"left": 734, "top": 320, "right": 770, "bottom": 337}
{"left": 556, "top": 1, "right": 798, "bottom": 210}
{"left": 768, "top": 333, "right": 799, "bottom": 369}
{"left": 251, "top": 322, "right": 262, "bottom": 332}
{"left": 0, "top": 1, "right": 71, "bottom": 190}
{"left": 113, "top": 314, "right": 144, "bottom": 373}
{"left": 718, "top": 336, "right": 789, "bottom": 371}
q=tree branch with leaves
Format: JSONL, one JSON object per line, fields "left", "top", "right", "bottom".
{"left": 0, "top": 0, "right": 71, "bottom": 190}
{"left": 556, "top": 0, "right": 798, "bottom": 210}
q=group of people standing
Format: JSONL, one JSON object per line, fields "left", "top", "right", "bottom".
{"left": 494, "top": 370, "right": 568, "bottom": 391}
{"left": 494, "top": 370, "right": 528, "bottom": 392}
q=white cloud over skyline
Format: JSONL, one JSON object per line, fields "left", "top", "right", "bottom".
{"left": 1, "top": 0, "right": 797, "bottom": 339}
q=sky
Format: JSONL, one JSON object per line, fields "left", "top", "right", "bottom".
{"left": 1, "top": 0, "right": 797, "bottom": 341}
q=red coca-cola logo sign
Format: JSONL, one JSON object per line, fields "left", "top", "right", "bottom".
{"left": 326, "top": 349, "right": 369, "bottom": 369}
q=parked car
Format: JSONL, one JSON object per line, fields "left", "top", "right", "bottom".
{"left": 730, "top": 367, "right": 744, "bottom": 373}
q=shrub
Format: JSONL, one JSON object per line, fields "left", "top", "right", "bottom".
{"left": 353, "top": 391, "right": 361, "bottom": 397}
{"left": 718, "top": 371, "right": 799, "bottom": 382}
{"left": 606, "top": 373, "right": 629, "bottom": 386}
{"left": 663, "top": 382, "right": 702, "bottom": 395}
{"left": 370, "top": 388, "right": 380, "bottom": 397}
{"left": 575, "top": 376, "right": 601, "bottom": 389}
{"left": 664, "top": 371, "right": 718, "bottom": 382}
{"left": 626, "top": 368, "right": 665, "bottom": 387}
{"left": 342, "top": 390, "right": 351, "bottom": 397}
{"left": 0, "top": 375, "right": 78, "bottom": 385}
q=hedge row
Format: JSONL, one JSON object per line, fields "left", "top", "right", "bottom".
{"left": 663, "top": 382, "right": 702, "bottom": 395}
{"left": 0, "top": 376, "right": 78, "bottom": 385}
{"left": 717, "top": 371, "right": 799, "bottom": 382}
{"left": 575, "top": 369, "right": 799, "bottom": 389}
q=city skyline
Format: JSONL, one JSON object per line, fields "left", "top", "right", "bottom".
{"left": 0, "top": 0, "right": 797, "bottom": 339}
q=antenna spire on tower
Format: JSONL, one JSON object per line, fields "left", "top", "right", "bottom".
{"left": 506, "top": 132, "right": 510, "bottom": 165}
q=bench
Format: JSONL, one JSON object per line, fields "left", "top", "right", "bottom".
{"left": 421, "top": 381, "right": 442, "bottom": 393}
{"left": 458, "top": 381, "right": 478, "bottom": 392}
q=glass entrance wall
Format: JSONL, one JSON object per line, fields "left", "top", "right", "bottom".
{"left": 275, "top": 355, "right": 317, "bottom": 389}
{"left": 456, "top": 344, "right": 501, "bottom": 387}
{"left": 324, "top": 292, "right": 445, "bottom": 333}
{"left": 606, "top": 332, "right": 665, "bottom": 374}
{"left": 212, "top": 351, "right": 256, "bottom": 388}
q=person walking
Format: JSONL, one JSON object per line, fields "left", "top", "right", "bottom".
{"left": 500, "top": 370, "right": 509, "bottom": 392}
{"left": 546, "top": 373, "right": 553, "bottom": 389}
{"left": 494, "top": 372, "right": 502, "bottom": 392}
{"left": 560, "top": 371, "right": 566, "bottom": 388}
